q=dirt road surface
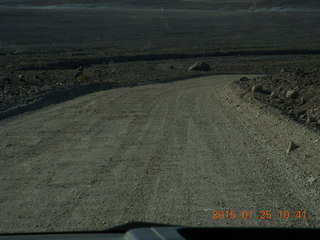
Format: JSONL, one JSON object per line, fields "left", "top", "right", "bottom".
{"left": 1, "top": 75, "right": 320, "bottom": 233}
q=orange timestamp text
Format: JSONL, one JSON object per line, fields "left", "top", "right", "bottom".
{"left": 211, "top": 210, "right": 307, "bottom": 220}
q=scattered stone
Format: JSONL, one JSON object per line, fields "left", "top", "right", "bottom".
{"left": 299, "top": 114, "right": 307, "bottom": 121}
{"left": 286, "top": 141, "right": 299, "bottom": 154}
{"left": 251, "top": 85, "right": 263, "bottom": 93}
{"left": 188, "top": 61, "right": 211, "bottom": 71}
{"left": 307, "top": 177, "right": 316, "bottom": 185}
{"left": 285, "top": 90, "right": 299, "bottom": 99}
{"left": 18, "top": 74, "right": 24, "bottom": 80}
{"left": 305, "top": 154, "right": 311, "bottom": 159}
{"left": 269, "top": 91, "right": 277, "bottom": 97}
{"left": 277, "top": 87, "right": 284, "bottom": 92}
{"left": 280, "top": 68, "right": 287, "bottom": 73}
{"left": 73, "top": 66, "right": 84, "bottom": 78}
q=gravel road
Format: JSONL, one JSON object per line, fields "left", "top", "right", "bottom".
{"left": 1, "top": 75, "right": 320, "bottom": 233}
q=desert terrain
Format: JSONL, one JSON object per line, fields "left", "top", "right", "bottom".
{"left": 0, "top": 0, "right": 320, "bottom": 234}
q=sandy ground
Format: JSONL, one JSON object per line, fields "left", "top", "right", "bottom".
{"left": 1, "top": 75, "right": 320, "bottom": 234}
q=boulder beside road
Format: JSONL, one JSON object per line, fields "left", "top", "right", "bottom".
{"left": 188, "top": 61, "right": 211, "bottom": 71}
{"left": 286, "top": 90, "right": 299, "bottom": 99}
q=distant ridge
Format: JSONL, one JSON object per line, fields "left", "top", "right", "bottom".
{"left": 1, "top": 0, "right": 320, "bottom": 10}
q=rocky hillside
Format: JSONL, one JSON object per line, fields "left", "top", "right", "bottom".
{"left": 235, "top": 67, "right": 320, "bottom": 131}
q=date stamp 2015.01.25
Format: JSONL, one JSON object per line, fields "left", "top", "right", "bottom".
{"left": 211, "top": 210, "right": 307, "bottom": 220}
